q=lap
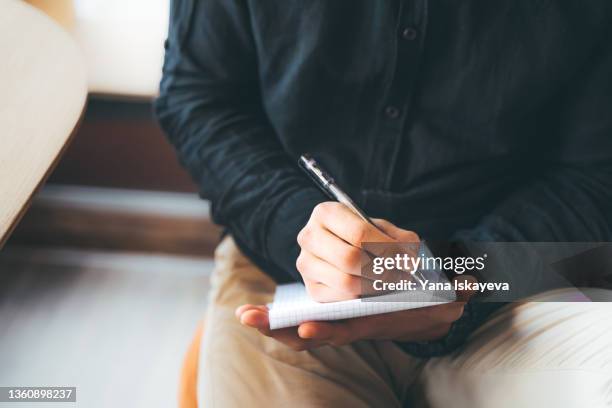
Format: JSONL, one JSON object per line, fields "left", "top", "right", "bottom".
{"left": 425, "top": 290, "right": 612, "bottom": 408}
{"left": 198, "top": 236, "right": 424, "bottom": 408}
{"left": 199, "top": 237, "right": 612, "bottom": 408}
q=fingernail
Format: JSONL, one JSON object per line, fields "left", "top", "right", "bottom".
{"left": 297, "top": 326, "right": 313, "bottom": 339}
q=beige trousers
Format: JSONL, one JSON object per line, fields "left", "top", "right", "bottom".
{"left": 198, "top": 237, "right": 612, "bottom": 408}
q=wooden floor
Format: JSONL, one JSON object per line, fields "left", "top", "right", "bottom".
{"left": 0, "top": 246, "right": 213, "bottom": 408}
{"left": 9, "top": 185, "right": 221, "bottom": 257}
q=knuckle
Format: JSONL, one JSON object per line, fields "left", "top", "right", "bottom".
{"left": 372, "top": 218, "right": 388, "bottom": 228}
{"left": 297, "top": 227, "right": 312, "bottom": 247}
{"left": 295, "top": 253, "right": 307, "bottom": 273}
{"left": 405, "top": 231, "right": 420, "bottom": 242}
{"left": 340, "top": 247, "right": 361, "bottom": 270}
{"left": 305, "top": 283, "right": 324, "bottom": 302}
{"left": 349, "top": 224, "right": 368, "bottom": 245}
{"left": 338, "top": 273, "right": 359, "bottom": 294}
{"left": 313, "top": 202, "right": 332, "bottom": 219}
{"left": 394, "top": 229, "right": 419, "bottom": 243}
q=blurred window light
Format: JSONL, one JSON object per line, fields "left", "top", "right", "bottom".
{"left": 73, "top": 0, "right": 170, "bottom": 98}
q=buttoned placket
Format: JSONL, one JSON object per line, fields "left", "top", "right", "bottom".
{"left": 367, "top": 0, "right": 428, "bottom": 192}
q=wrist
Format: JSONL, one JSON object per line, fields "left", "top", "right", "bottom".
{"left": 264, "top": 187, "right": 327, "bottom": 281}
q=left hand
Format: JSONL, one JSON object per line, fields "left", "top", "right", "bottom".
{"left": 235, "top": 275, "right": 477, "bottom": 351}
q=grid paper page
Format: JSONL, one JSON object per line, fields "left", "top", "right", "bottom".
{"left": 268, "top": 282, "right": 456, "bottom": 330}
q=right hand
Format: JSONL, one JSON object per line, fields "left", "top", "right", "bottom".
{"left": 296, "top": 202, "right": 420, "bottom": 302}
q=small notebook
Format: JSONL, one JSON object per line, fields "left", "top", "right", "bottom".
{"left": 268, "top": 278, "right": 456, "bottom": 330}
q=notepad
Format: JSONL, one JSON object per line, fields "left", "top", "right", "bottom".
{"left": 268, "top": 277, "right": 456, "bottom": 330}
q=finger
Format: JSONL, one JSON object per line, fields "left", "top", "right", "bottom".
{"left": 371, "top": 218, "right": 420, "bottom": 243}
{"left": 297, "top": 321, "right": 334, "bottom": 340}
{"left": 297, "top": 321, "right": 356, "bottom": 346}
{"left": 368, "top": 218, "right": 421, "bottom": 272}
{"left": 298, "top": 310, "right": 458, "bottom": 344}
{"left": 341, "top": 310, "right": 455, "bottom": 341}
{"left": 242, "top": 312, "right": 329, "bottom": 350}
{"left": 313, "top": 202, "right": 394, "bottom": 246}
{"left": 453, "top": 274, "right": 479, "bottom": 303}
{"left": 240, "top": 310, "right": 306, "bottom": 344}
{"left": 297, "top": 226, "right": 362, "bottom": 275}
{"left": 304, "top": 279, "right": 359, "bottom": 302}
{"left": 239, "top": 309, "right": 271, "bottom": 333}
{"left": 422, "top": 301, "right": 466, "bottom": 324}
{"left": 298, "top": 251, "right": 368, "bottom": 293}
{"left": 238, "top": 305, "right": 329, "bottom": 351}
{"left": 235, "top": 304, "right": 268, "bottom": 319}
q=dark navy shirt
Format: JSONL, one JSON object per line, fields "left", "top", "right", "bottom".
{"left": 156, "top": 0, "right": 612, "bottom": 356}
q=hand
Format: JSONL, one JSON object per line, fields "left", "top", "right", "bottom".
{"left": 296, "top": 202, "right": 419, "bottom": 302}
{"left": 236, "top": 275, "right": 477, "bottom": 351}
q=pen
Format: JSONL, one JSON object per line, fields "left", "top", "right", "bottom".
{"left": 298, "top": 154, "right": 377, "bottom": 228}
{"left": 298, "top": 154, "right": 426, "bottom": 283}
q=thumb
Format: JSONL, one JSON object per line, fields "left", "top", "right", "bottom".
{"left": 371, "top": 218, "right": 420, "bottom": 243}
{"left": 298, "top": 321, "right": 357, "bottom": 346}
{"left": 452, "top": 274, "right": 478, "bottom": 303}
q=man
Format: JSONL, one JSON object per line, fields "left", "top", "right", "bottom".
{"left": 156, "top": 1, "right": 612, "bottom": 406}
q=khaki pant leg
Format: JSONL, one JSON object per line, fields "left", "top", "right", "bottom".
{"left": 198, "top": 237, "right": 424, "bottom": 408}
{"left": 422, "top": 289, "right": 612, "bottom": 408}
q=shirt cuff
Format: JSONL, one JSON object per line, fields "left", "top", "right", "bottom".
{"left": 264, "top": 187, "right": 328, "bottom": 282}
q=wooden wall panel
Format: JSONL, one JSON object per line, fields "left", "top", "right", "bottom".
{"left": 48, "top": 99, "right": 197, "bottom": 193}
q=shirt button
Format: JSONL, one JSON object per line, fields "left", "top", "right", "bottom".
{"left": 402, "top": 27, "right": 418, "bottom": 41}
{"left": 385, "top": 105, "right": 400, "bottom": 119}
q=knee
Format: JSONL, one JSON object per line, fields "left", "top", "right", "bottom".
{"left": 421, "top": 300, "right": 612, "bottom": 408}
{"left": 424, "top": 365, "right": 611, "bottom": 408}
{"left": 453, "top": 299, "right": 612, "bottom": 371}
